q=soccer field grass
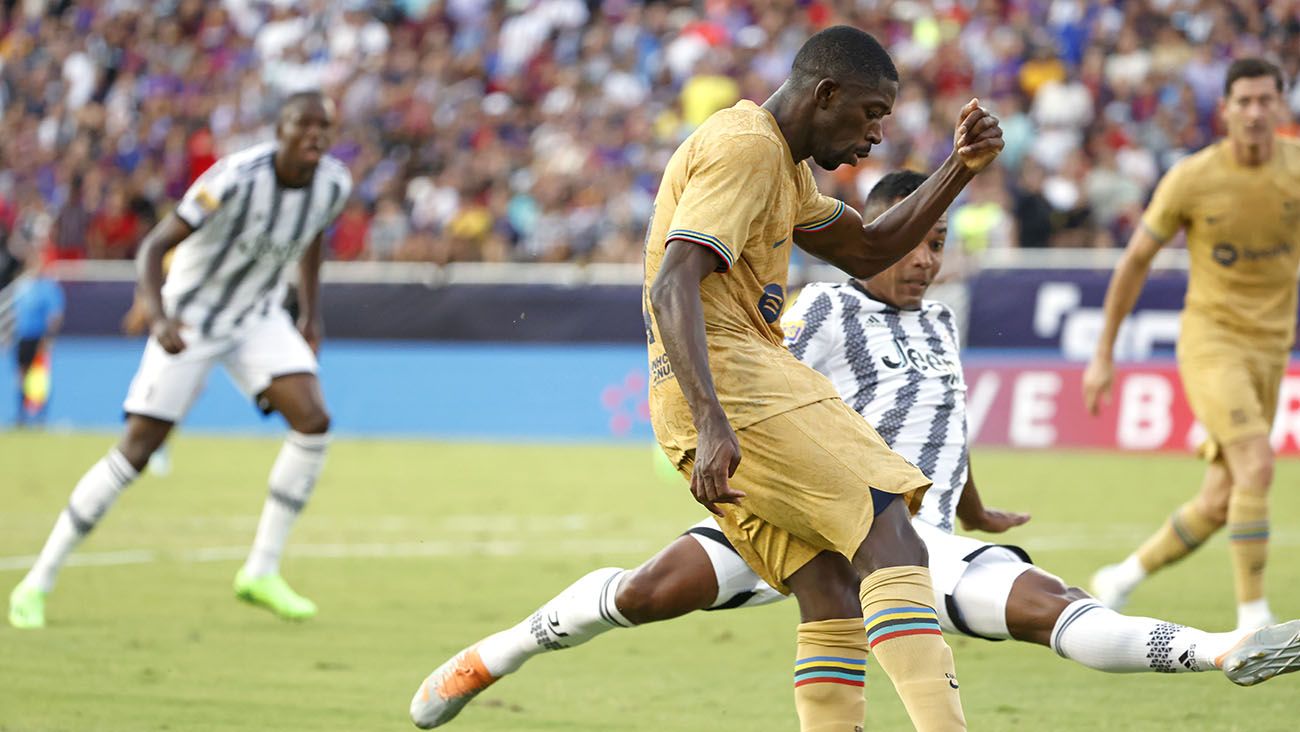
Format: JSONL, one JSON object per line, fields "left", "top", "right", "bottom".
{"left": 2, "top": 433, "right": 1298, "bottom": 731}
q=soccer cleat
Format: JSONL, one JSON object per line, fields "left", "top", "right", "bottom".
{"left": 1089, "top": 563, "right": 1135, "bottom": 611}
{"left": 233, "top": 570, "right": 317, "bottom": 620}
{"left": 1220, "top": 619, "right": 1300, "bottom": 686}
{"left": 410, "top": 645, "right": 499, "bottom": 728}
{"left": 8, "top": 581, "right": 46, "bottom": 629}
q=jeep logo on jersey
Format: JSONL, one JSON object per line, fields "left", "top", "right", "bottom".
{"left": 241, "top": 232, "right": 303, "bottom": 263}
{"left": 1212, "top": 242, "right": 1237, "bottom": 267}
{"left": 881, "top": 337, "right": 958, "bottom": 378}
{"left": 758, "top": 284, "right": 785, "bottom": 324}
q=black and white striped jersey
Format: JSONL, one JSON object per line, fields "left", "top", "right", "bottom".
{"left": 164, "top": 142, "right": 352, "bottom": 337}
{"left": 781, "top": 281, "right": 968, "bottom": 533}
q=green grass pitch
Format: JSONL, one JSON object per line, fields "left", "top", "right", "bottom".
{"left": 2, "top": 432, "right": 1298, "bottom": 731}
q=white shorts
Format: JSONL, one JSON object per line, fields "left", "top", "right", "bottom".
{"left": 685, "top": 518, "right": 1042, "bottom": 641}
{"left": 122, "top": 309, "right": 317, "bottom": 423}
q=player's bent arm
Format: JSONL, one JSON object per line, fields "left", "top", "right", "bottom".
{"left": 134, "top": 213, "right": 195, "bottom": 329}
{"left": 1092, "top": 225, "right": 1165, "bottom": 363}
{"left": 795, "top": 155, "right": 976, "bottom": 278}
{"left": 648, "top": 242, "right": 744, "bottom": 514}
{"left": 297, "top": 233, "right": 325, "bottom": 350}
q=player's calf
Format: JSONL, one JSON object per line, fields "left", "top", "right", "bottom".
{"left": 854, "top": 498, "right": 965, "bottom": 732}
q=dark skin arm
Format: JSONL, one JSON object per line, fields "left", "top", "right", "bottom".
{"left": 795, "top": 99, "right": 1003, "bottom": 278}
{"left": 135, "top": 213, "right": 195, "bottom": 354}
{"left": 296, "top": 233, "right": 325, "bottom": 353}
{"left": 648, "top": 243, "right": 745, "bottom": 516}
{"left": 956, "top": 460, "right": 1031, "bottom": 534}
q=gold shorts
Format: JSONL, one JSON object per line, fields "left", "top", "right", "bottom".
{"left": 1178, "top": 350, "right": 1287, "bottom": 461}
{"left": 678, "top": 398, "right": 931, "bottom": 593}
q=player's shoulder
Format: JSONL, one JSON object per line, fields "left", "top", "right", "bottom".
{"left": 692, "top": 103, "right": 785, "bottom": 160}
{"left": 1276, "top": 136, "right": 1300, "bottom": 167}
{"left": 1165, "top": 140, "right": 1231, "bottom": 182}
{"left": 920, "top": 298, "right": 956, "bottom": 319}
{"left": 317, "top": 154, "right": 353, "bottom": 187}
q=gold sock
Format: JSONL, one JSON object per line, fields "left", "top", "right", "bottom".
{"left": 794, "top": 618, "right": 868, "bottom": 732}
{"left": 1227, "top": 488, "right": 1269, "bottom": 604}
{"left": 1135, "top": 500, "right": 1223, "bottom": 573}
{"left": 860, "top": 566, "right": 965, "bottom": 732}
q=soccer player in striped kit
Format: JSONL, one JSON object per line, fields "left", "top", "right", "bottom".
{"left": 9, "top": 91, "right": 352, "bottom": 628}
{"left": 411, "top": 171, "right": 1300, "bottom": 729}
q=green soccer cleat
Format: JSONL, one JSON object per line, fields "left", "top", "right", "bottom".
{"left": 8, "top": 582, "right": 46, "bottom": 629}
{"left": 233, "top": 570, "right": 317, "bottom": 620}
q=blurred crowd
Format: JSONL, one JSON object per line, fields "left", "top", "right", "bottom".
{"left": 2, "top": 0, "right": 1300, "bottom": 273}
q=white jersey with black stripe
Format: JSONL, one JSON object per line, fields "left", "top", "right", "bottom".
{"left": 163, "top": 142, "right": 352, "bottom": 337}
{"left": 781, "top": 281, "right": 968, "bottom": 533}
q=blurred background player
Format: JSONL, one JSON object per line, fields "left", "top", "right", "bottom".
{"left": 413, "top": 172, "right": 1300, "bottom": 729}
{"left": 10, "top": 247, "right": 64, "bottom": 426}
{"left": 1084, "top": 58, "right": 1299, "bottom": 633}
{"left": 413, "top": 27, "right": 1005, "bottom": 731}
{"left": 7, "top": 91, "right": 352, "bottom": 629}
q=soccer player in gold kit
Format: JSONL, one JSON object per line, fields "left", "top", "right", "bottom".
{"left": 1085, "top": 58, "right": 1300, "bottom": 633}
{"left": 410, "top": 26, "right": 1003, "bottom": 732}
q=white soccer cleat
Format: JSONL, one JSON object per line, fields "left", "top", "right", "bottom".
{"left": 410, "top": 645, "right": 499, "bottom": 728}
{"left": 1089, "top": 563, "right": 1136, "bottom": 611}
{"left": 1220, "top": 619, "right": 1300, "bottom": 686}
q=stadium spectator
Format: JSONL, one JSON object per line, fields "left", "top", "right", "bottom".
{"left": 2, "top": 0, "right": 1299, "bottom": 263}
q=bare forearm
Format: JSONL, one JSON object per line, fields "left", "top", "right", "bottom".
{"left": 650, "top": 278, "right": 725, "bottom": 425}
{"left": 133, "top": 214, "right": 191, "bottom": 324}
{"left": 1094, "top": 252, "right": 1153, "bottom": 361}
{"left": 955, "top": 466, "right": 983, "bottom": 525}
{"left": 297, "top": 239, "right": 323, "bottom": 322}
{"left": 861, "top": 155, "right": 974, "bottom": 273}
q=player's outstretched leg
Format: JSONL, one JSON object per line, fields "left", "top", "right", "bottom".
{"left": 996, "top": 564, "right": 1300, "bottom": 685}
{"left": 1091, "top": 462, "right": 1227, "bottom": 611}
{"left": 409, "top": 534, "right": 733, "bottom": 728}
{"left": 235, "top": 374, "right": 329, "bottom": 621}
{"left": 8, "top": 415, "right": 170, "bottom": 629}
{"left": 852, "top": 497, "right": 965, "bottom": 732}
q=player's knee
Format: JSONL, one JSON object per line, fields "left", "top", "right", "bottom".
{"left": 294, "top": 409, "right": 331, "bottom": 435}
{"left": 1006, "top": 571, "right": 1085, "bottom": 641}
{"left": 1239, "top": 461, "right": 1273, "bottom": 492}
{"left": 615, "top": 568, "right": 702, "bottom": 624}
{"left": 1197, "top": 492, "right": 1230, "bottom": 525}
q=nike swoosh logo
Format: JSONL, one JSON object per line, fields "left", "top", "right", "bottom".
{"left": 772, "top": 237, "right": 788, "bottom": 248}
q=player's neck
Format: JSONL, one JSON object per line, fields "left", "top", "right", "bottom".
{"left": 1230, "top": 136, "right": 1274, "bottom": 168}
{"left": 762, "top": 85, "right": 811, "bottom": 163}
{"left": 272, "top": 151, "right": 314, "bottom": 188}
{"left": 854, "top": 278, "right": 914, "bottom": 310}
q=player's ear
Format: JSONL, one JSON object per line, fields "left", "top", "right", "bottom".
{"left": 813, "top": 78, "right": 839, "bottom": 110}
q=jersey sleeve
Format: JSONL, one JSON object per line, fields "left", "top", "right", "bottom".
{"left": 793, "top": 162, "right": 846, "bottom": 233}
{"left": 174, "top": 160, "right": 238, "bottom": 231}
{"left": 781, "top": 285, "right": 839, "bottom": 372}
{"left": 1140, "top": 162, "right": 1190, "bottom": 242}
{"left": 665, "top": 133, "right": 782, "bottom": 272}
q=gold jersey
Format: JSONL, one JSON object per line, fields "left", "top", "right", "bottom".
{"left": 643, "top": 101, "right": 848, "bottom": 464}
{"left": 1142, "top": 137, "right": 1300, "bottom": 352}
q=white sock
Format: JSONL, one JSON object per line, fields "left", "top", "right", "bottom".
{"left": 1113, "top": 554, "right": 1147, "bottom": 589}
{"left": 1051, "top": 599, "right": 1243, "bottom": 673}
{"left": 477, "top": 567, "right": 632, "bottom": 677}
{"left": 1237, "top": 598, "right": 1274, "bottom": 631}
{"left": 242, "top": 432, "right": 328, "bottom": 579}
{"left": 25, "top": 449, "right": 138, "bottom": 593}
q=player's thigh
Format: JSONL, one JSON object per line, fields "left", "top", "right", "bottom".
{"left": 727, "top": 399, "right": 930, "bottom": 561}
{"left": 123, "top": 332, "right": 225, "bottom": 425}
{"left": 1179, "top": 354, "right": 1269, "bottom": 461}
{"left": 224, "top": 310, "right": 326, "bottom": 430}
{"left": 916, "top": 521, "right": 1040, "bottom": 642}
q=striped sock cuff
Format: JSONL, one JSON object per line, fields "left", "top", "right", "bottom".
{"left": 1229, "top": 520, "right": 1270, "bottom": 542}
{"left": 1049, "top": 598, "right": 1104, "bottom": 657}
{"left": 864, "top": 606, "right": 943, "bottom": 648}
{"left": 794, "top": 655, "right": 866, "bottom": 688}
{"left": 105, "top": 449, "right": 140, "bottom": 485}
{"left": 597, "top": 569, "right": 632, "bottom": 628}
{"left": 287, "top": 431, "right": 330, "bottom": 452}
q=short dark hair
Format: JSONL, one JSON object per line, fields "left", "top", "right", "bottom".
{"left": 865, "top": 170, "right": 928, "bottom": 214}
{"left": 1225, "top": 57, "right": 1284, "bottom": 96}
{"left": 791, "top": 25, "right": 898, "bottom": 90}
{"left": 281, "top": 90, "right": 328, "bottom": 115}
